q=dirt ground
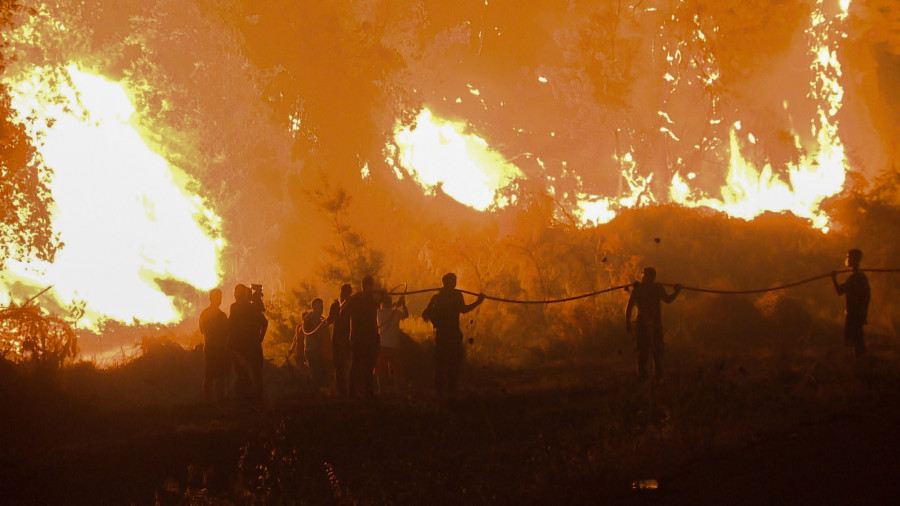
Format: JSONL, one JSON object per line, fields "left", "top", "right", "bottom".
{"left": 2, "top": 341, "right": 899, "bottom": 505}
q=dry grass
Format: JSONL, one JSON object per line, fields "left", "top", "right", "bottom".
{"left": 1, "top": 329, "right": 899, "bottom": 504}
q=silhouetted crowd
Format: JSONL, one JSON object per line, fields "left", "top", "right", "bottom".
{"left": 199, "top": 249, "right": 870, "bottom": 402}
{"left": 198, "top": 273, "right": 485, "bottom": 403}
{"left": 199, "top": 284, "right": 268, "bottom": 404}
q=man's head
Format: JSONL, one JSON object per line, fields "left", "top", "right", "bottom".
{"left": 441, "top": 272, "right": 457, "bottom": 289}
{"left": 380, "top": 294, "right": 392, "bottom": 309}
{"left": 311, "top": 297, "right": 324, "bottom": 313}
{"left": 234, "top": 284, "right": 249, "bottom": 302}
{"left": 361, "top": 275, "right": 374, "bottom": 292}
{"left": 846, "top": 249, "right": 863, "bottom": 269}
{"left": 209, "top": 288, "right": 222, "bottom": 307}
{"left": 642, "top": 267, "right": 657, "bottom": 283}
{"left": 340, "top": 283, "right": 352, "bottom": 300}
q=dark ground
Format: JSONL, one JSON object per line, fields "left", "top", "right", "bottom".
{"left": 2, "top": 341, "right": 900, "bottom": 505}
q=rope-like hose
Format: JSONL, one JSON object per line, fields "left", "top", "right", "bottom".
{"left": 385, "top": 268, "right": 900, "bottom": 304}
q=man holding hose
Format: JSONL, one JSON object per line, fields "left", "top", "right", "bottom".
{"left": 626, "top": 267, "right": 681, "bottom": 381}
{"left": 832, "top": 249, "right": 870, "bottom": 357}
{"left": 422, "top": 273, "right": 485, "bottom": 396}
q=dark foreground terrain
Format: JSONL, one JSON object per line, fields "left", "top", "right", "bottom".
{"left": 2, "top": 341, "right": 900, "bottom": 505}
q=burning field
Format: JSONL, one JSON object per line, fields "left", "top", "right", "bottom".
{"left": 2, "top": 0, "right": 900, "bottom": 503}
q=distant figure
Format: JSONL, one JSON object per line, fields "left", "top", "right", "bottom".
{"left": 832, "top": 249, "right": 870, "bottom": 357}
{"left": 625, "top": 267, "right": 681, "bottom": 380}
{"left": 199, "top": 288, "right": 230, "bottom": 403}
{"left": 422, "top": 273, "right": 485, "bottom": 396}
{"left": 377, "top": 294, "right": 409, "bottom": 394}
{"left": 328, "top": 283, "right": 353, "bottom": 397}
{"left": 343, "top": 276, "right": 380, "bottom": 397}
{"left": 229, "top": 284, "right": 268, "bottom": 402}
{"left": 302, "top": 298, "right": 329, "bottom": 392}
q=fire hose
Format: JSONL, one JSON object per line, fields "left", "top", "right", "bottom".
{"left": 386, "top": 268, "right": 900, "bottom": 304}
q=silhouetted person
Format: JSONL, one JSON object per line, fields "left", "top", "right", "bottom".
{"left": 625, "top": 267, "right": 681, "bottom": 380}
{"left": 377, "top": 294, "right": 409, "bottom": 394}
{"left": 289, "top": 315, "right": 309, "bottom": 390}
{"left": 328, "top": 283, "right": 353, "bottom": 397}
{"left": 229, "top": 284, "right": 268, "bottom": 402}
{"left": 832, "top": 249, "right": 870, "bottom": 357}
{"left": 199, "top": 288, "right": 230, "bottom": 403}
{"left": 343, "top": 276, "right": 380, "bottom": 397}
{"left": 422, "top": 273, "right": 485, "bottom": 396}
{"left": 301, "top": 298, "right": 329, "bottom": 392}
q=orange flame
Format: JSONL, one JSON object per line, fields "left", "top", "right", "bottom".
{"left": 389, "top": 108, "right": 522, "bottom": 210}
{"left": 3, "top": 66, "right": 224, "bottom": 327}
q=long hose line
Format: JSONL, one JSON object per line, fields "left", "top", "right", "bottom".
{"left": 385, "top": 268, "right": 900, "bottom": 304}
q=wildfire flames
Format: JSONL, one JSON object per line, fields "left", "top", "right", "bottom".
{"left": 3, "top": 66, "right": 223, "bottom": 327}
{"left": 389, "top": 108, "right": 522, "bottom": 210}
{"left": 0, "top": 0, "right": 893, "bottom": 344}
{"left": 391, "top": 0, "right": 853, "bottom": 231}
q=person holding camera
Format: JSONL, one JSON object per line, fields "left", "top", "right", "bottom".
{"left": 229, "top": 284, "right": 268, "bottom": 402}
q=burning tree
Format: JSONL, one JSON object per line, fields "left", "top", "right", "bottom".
{"left": 0, "top": 288, "right": 79, "bottom": 368}
{"left": 0, "top": 0, "right": 60, "bottom": 270}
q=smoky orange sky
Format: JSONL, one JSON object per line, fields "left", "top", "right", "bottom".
{"left": 3, "top": 0, "right": 900, "bottom": 336}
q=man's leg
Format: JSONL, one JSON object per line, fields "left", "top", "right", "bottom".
{"left": 635, "top": 324, "right": 650, "bottom": 380}
{"left": 349, "top": 341, "right": 364, "bottom": 396}
{"left": 446, "top": 339, "right": 464, "bottom": 392}
{"left": 847, "top": 322, "right": 866, "bottom": 358}
{"left": 434, "top": 336, "right": 448, "bottom": 395}
{"left": 334, "top": 344, "right": 350, "bottom": 397}
{"left": 651, "top": 327, "right": 664, "bottom": 378}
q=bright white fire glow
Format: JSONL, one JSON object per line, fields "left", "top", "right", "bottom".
{"left": 390, "top": 108, "right": 522, "bottom": 210}
{"left": 4, "top": 66, "right": 223, "bottom": 326}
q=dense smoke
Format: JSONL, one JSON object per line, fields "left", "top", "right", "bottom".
{"left": 2, "top": 0, "right": 900, "bottom": 357}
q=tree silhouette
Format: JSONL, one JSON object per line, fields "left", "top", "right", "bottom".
{"left": 0, "top": 0, "right": 60, "bottom": 270}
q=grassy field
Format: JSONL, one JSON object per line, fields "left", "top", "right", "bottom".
{"left": 2, "top": 335, "right": 899, "bottom": 505}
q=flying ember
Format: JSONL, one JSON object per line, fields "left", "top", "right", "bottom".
{"left": 3, "top": 66, "right": 223, "bottom": 327}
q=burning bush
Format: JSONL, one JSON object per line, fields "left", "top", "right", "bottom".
{"left": 0, "top": 296, "right": 78, "bottom": 370}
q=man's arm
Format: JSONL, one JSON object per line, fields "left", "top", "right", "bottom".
{"left": 461, "top": 293, "right": 486, "bottom": 313}
{"left": 398, "top": 296, "right": 409, "bottom": 320}
{"left": 625, "top": 288, "right": 636, "bottom": 333}
{"left": 831, "top": 271, "right": 846, "bottom": 295}
{"left": 422, "top": 295, "right": 436, "bottom": 322}
{"left": 326, "top": 301, "right": 339, "bottom": 324}
{"left": 661, "top": 284, "right": 681, "bottom": 304}
{"left": 341, "top": 296, "right": 354, "bottom": 317}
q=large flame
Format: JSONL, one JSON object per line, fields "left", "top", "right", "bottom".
{"left": 389, "top": 108, "right": 522, "bottom": 210}
{"left": 390, "top": 2, "right": 854, "bottom": 231}
{"left": 3, "top": 66, "right": 223, "bottom": 327}
{"left": 668, "top": 0, "right": 851, "bottom": 230}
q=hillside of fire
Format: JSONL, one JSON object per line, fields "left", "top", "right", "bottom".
{"left": 2, "top": 1, "right": 900, "bottom": 504}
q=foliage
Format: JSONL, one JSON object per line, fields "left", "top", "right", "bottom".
{"left": 0, "top": 0, "right": 60, "bottom": 270}
{"left": 262, "top": 286, "right": 315, "bottom": 347}
{"left": 0, "top": 292, "right": 79, "bottom": 368}
{"left": 309, "top": 184, "right": 384, "bottom": 285}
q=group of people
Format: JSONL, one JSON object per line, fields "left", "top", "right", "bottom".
{"left": 199, "top": 272, "right": 485, "bottom": 402}
{"left": 198, "top": 284, "right": 268, "bottom": 404}
{"left": 291, "top": 273, "right": 485, "bottom": 397}
{"left": 200, "top": 249, "right": 870, "bottom": 399}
